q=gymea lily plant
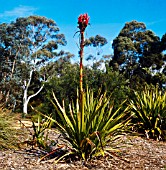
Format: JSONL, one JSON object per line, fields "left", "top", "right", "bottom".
{"left": 49, "top": 88, "right": 130, "bottom": 160}
{"left": 37, "top": 14, "right": 130, "bottom": 161}
{"left": 129, "top": 85, "right": 166, "bottom": 140}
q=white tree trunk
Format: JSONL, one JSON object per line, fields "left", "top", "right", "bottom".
{"left": 23, "top": 70, "right": 44, "bottom": 115}
{"left": 23, "top": 99, "right": 28, "bottom": 115}
{"left": 23, "top": 84, "right": 44, "bottom": 115}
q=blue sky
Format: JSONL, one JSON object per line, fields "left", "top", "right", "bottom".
{"left": 0, "top": 0, "right": 166, "bottom": 60}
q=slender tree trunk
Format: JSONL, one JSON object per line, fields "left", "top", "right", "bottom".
{"left": 23, "top": 90, "right": 28, "bottom": 114}
{"left": 23, "top": 83, "right": 44, "bottom": 115}
{"left": 5, "top": 49, "right": 20, "bottom": 105}
{"left": 5, "top": 59, "right": 16, "bottom": 103}
{"left": 22, "top": 70, "right": 44, "bottom": 115}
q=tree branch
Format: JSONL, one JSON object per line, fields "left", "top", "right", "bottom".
{"left": 27, "top": 83, "right": 44, "bottom": 103}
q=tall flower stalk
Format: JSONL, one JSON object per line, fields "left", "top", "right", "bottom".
{"left": 35, "top": 14, "right": 130, "bottom": 161}
{"left": 78, "top": 13, "right": 89, "bottom": 92}
{"left": 77, "top": 14, "right": 90, "bottom": 131}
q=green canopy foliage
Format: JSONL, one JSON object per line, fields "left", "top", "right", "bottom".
{"left": 110, "top": 20, "right": 166, "bottom": 89}
{"left": 0, "top": 16, "right": 67, "bottom": 109}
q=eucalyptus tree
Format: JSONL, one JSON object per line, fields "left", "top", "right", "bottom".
{"left": 161, "top": 33, "right": 166, "bottom": 52}
{"left": 0, "top": 16, "right": 67, "bottom": 114}
{"left": 110, "top": 20, "right": 165, "bottom": 88}
{"left": 84, "top": 34, "right": 108, "bottom": 48}
{"left": 84, "top": 35, "right": 108, "bottom": 69}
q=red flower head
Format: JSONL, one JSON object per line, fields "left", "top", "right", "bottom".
{"left": 78, "top": 13, "right": 90, "bottom": 31}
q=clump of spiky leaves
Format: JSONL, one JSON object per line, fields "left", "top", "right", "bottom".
{"left": 0, "top": 108, "right": 19, "bottom": 150}
{"left": 39, "top": 88, "right": 130, "bottom": 161}
{"left": 129, "top": 85, "right": 166, "bottom": 140}
{"left": 31, "top": 114, "right": 53, "bottom": 150}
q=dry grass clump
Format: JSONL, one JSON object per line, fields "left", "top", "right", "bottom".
{"left": 0, "top": 107, "right": 20, "bottom": 150}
